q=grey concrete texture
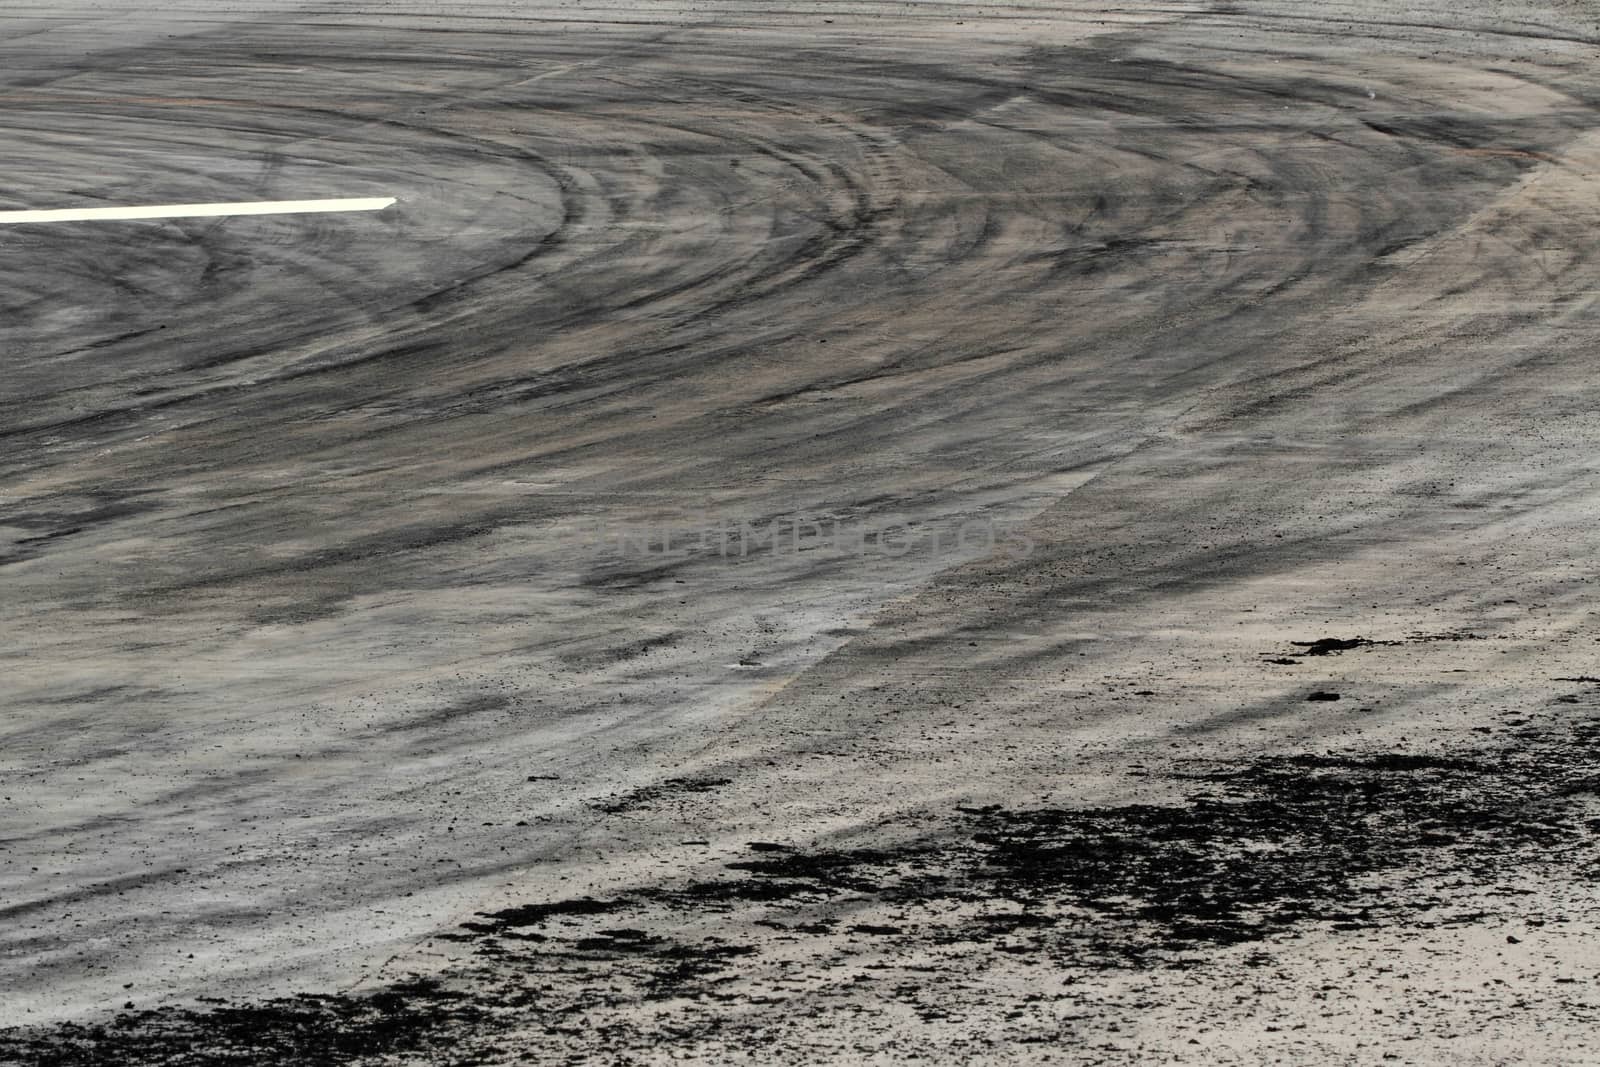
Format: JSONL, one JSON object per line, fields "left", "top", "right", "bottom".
{"left": 4, "top": 1, "right": 1600, "bottom": 1061}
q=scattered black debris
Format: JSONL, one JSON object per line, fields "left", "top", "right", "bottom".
{"left": 472, "top": 896, "right": 622, "bottom": 935}
{"left": 0, "top": 981, "right": 482, "bottom": 1067}
{"left": 592, "top": 777, "right": 735, "bottom": 814}
{"left": 11, "top": 708, "right": 1599, "bottom": 1063}
{"left": 1289, "top": 637, "right": 1392, "bottom": 656}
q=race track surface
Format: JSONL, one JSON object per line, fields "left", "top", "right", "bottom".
{"left": 5, "top": 1, "right": 1600, "bottom": 1062}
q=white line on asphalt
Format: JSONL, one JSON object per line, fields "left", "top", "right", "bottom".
{"left": 0, "top": 197, "right": 397, "bottom": 224}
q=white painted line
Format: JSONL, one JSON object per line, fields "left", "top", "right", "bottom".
{"left": 0, "top": 197, "right": 397, "bottom": 225}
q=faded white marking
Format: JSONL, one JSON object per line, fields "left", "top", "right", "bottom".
{"left": 0, "top": 197, "right": 397, "bottom": 224}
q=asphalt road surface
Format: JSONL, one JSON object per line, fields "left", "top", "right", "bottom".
{"left": 5, "top": 1, "right": 1600, "bottom": 1062}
